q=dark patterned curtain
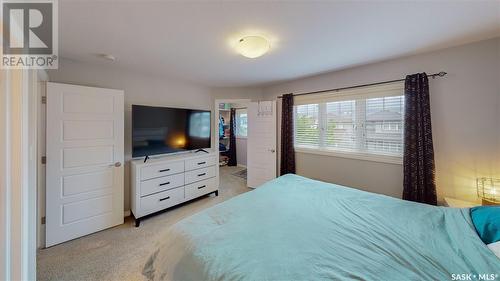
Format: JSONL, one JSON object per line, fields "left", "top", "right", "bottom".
{"left": 403, "top": 73, "right": 437, "bottom": 205}
{"left": 227, "top": 108, "right": 237, "bottom": 166}
{"left": 280, "top": 93, "right": 296, "bottom": 175}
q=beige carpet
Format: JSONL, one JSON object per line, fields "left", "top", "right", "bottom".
{"left": 37, "top": 166, "right": 251, "bottom": 281}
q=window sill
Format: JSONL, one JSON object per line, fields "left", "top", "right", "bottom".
{"left": 294, "top": 147, "right": 403, "bottom": 165}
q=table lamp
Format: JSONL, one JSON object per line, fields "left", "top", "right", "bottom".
{"left": 477, "top": 177, "right": 500, "bottom": 205}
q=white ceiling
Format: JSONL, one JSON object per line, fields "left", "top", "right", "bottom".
{"left": 59, "top": 1, "right": 500, "bottom": 87}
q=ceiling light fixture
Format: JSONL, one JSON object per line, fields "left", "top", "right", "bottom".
{"left": 236, "top": 36, "right": 270, "bottom": 58}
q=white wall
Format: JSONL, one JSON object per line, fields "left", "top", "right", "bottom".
{"left": 48, "top": 59, "right": 214, "bottom": 214}
{"left": 211, "top": 87, "right": 264, "bottom": 100}
{"left": 263, "top": 38, "right": 500, "bottom": 202}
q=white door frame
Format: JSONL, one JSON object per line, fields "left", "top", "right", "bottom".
{"left": 1, "top": 17, "right": 46, "bottom": 280}
{"left": 0, "top": 68, "right": 40, "bottom": 281}
{"left": 36, "top": 79, "right": 48, "bottom": 249}
{"left": 214, "top": 99, "right": 251, "bottom": 170}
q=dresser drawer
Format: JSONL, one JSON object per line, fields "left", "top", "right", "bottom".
{"left": 185, "top": 156, "right": 216, "bottom": 171}
{"left": 185, "top": 166, "right": 216, "bottom": 184}
{"left": 185, "top": 178, "right": 217, "bottom": 201}
{"left": 141, "top": 161, "right": 184, "bottom": 180}
{"left": 140, "top": 187, "right": 184, "bottom": 213}
{"left": 140, "top": 173, "right": 184, "bottom": 197}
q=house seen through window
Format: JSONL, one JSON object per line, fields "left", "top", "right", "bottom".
{"left": 294, "top": 84, "right": 405, "bottom": 158}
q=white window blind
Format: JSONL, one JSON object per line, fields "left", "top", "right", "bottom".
{"left": 293, "top": 83, "right": 405, "bottom": 160}
{"left": 325, "top": 100, "right": 356, "bottom": 151}
{"left": 294, "top": 104, "right": 320, "bottom": 147}
{"left": 364, "top": 96, "right": 404, "bottom": 155}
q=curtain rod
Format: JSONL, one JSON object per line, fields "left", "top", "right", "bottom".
{"left": 277, "top": 71, "right": 447, "bottom": 98}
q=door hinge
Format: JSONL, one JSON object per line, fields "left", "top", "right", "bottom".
{"left": 41, "top": 156, "right": 46, "bottom": 164}
{"left": 41, "top": 96, "right": 47, "bottom": 104}
{"left": 41, "top": 216, "right": 46, "bottom": 225}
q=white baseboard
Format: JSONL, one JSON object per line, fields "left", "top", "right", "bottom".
{"left": 237, "top": 164, "right": 247, "bottom": 168}
{"left": 124, "top": 210, "right": 131, "bottom": 217}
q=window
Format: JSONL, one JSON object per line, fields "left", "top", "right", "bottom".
{"left": 295, "top": 104, "right": 319, "bottom": 146}
{"left": 293, "top": 83, "right": 404, "bottom": 162}
{"left": 235, "top": 109, "right": 248, "bottom": 137}
{"left": 325, "top": 100, "right": 356, "bottom": 151}
{"left": 365, "top": 96, "right": 404, "bottom": 155}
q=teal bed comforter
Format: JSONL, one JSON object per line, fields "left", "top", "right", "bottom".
{"left": 144, "top": 174, "right": 500, "bottom": 281}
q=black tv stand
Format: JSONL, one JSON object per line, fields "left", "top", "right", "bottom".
{"left": 195, "top": 149, "right": 209, "bottom": 153}
{"left": 144, "top": 155, "right": 149, "bottom": 163}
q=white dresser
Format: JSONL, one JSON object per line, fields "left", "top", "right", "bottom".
{"left": 131, "top": 151, "right": 219, "bottom": 226}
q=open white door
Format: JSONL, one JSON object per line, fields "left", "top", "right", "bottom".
{"left": 247, "top": 101, "right": 277, "bottom": 188}
{"left": 46, "top": 82, "right": 124, "bottom": 247}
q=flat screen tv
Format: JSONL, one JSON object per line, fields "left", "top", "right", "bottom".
{"left": 132, "top": 105, "right": 211, "bottom": 158}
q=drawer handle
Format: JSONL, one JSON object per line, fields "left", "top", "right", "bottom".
{"left": 159, "top": 196, "right": 170, "bottom": 201}
{"left": 197, "top": 161, "right": 206, "bottom": 165}
{"left": 197, "top": 185, "right": 206, "bottom": 189}
{"left": 159, "top": 182, "right": 170, "bottom": 186}
{"left": 197, "top": 173, "right": 206, "bottom": 177}
{"left": 159, "top": 168, "right": 170, "bottom": 172}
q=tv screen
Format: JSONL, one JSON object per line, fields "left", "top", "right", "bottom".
{"left": 132, "top": 105, "right": 211, "bottom": 158}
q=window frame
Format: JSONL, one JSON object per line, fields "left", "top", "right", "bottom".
{"left": 293, "top": 82, "right": 404, "bottom": 165}
{"left": 235, "top": 108, "right": 248, "bottom": 139}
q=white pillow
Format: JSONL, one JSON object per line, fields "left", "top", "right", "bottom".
{"left": 488, "top": 241, "right": 500, "bottom": 259}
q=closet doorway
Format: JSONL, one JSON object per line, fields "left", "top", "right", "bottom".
{"left": 214, "top": 99, "right": 277, "bottom": 189}
{"left": 214, "top": 99, "right": 251, "bottom": 187}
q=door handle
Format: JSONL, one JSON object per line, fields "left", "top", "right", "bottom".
{"left": 110, "top": 162, "right": 121, "bottom": 167}
{"left": 268, "top": 149, "right": 276, "bottom": 153}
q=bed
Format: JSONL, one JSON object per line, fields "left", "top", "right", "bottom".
{"left": 143, "top": 174, "right": 500, "bottom": 281}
